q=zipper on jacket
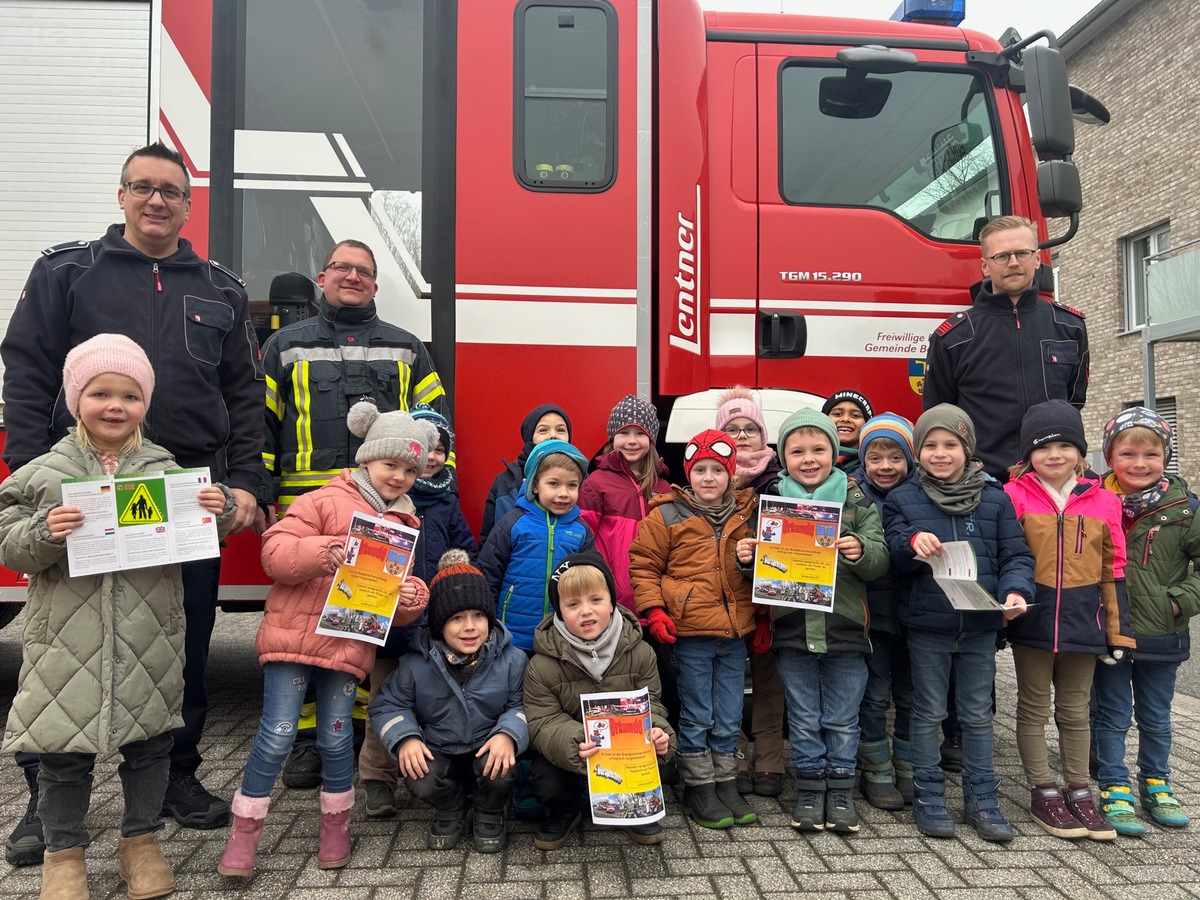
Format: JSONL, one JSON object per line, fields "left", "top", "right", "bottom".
{"left": 501, "top": 585, "right": 514, "bottom": 623}
{"left": 1053, "top": 513, "right": 1064, "bottom": 652}
{"left": 1013, "top": 306, "right": 1021, "bottom": 330}
{"left": 153, "top": 262, "right": 162, "bottom": 293}
{"left": 1143, "top": 528, "right": 1156, "bottom": 566}
{"left": 1075, "top": 517, "right": 1085, "bottom": 555}
{"left": 543, "top": 512, "right": 556, "bottom": 617}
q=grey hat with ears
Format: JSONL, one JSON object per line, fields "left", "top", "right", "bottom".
{"left": 347, "top": 400, "right": 439, "bottom": 466}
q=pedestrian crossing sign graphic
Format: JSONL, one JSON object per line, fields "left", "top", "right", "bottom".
{"left": 117, "top": 482, "right": 165, "bottom": 526}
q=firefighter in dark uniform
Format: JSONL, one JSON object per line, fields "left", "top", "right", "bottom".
{"left": 923, "top": 215, "right": 1089, "bottom": 480}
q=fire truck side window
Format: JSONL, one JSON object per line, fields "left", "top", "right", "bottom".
{"left": 515, "top": 1, "right": 617, "bottom": 191}
{"left": 778, "top": 64, "right": 1005, "bottom": 242}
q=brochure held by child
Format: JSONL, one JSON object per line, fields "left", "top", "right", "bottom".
{"left": 315, "top": 511, "right": 420, "bottom": 647}
{"left": 751, "top": 494, "right": 842, "bottom": 613}
{"left": 580, "top": 688, "right": 665, "bottom": 827}
{"left": 923, "top": 540, "right": 1006, "bottom": 612}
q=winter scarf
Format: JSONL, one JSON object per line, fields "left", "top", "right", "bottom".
{"left": 1104, "top": 472, "right": 1170, "bottom": 525}
{"left": 776, "top": 466, "right": 849, "bottom": 504}
{"left": 919, "top": 459, "right": 988, "bottom": 515}
{"left": 551, "top": 610, "right": 624, "bottom": 683}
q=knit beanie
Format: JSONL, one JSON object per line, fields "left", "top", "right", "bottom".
{"left": 523, "top": 439, "right": 589, "bottom": 500}
{"left": 714, "top": 386, "right": 768, "bottom": 436}
{"left": 347, "top": 400, "right": 438, "bottom": 466}
{"left": 859, "top": 413, "right": 915, "bottom": 468}
{"left": 1019, "top": 400, "right": 1086, "bottom": 461}
{"left": 776, "top": 407, "right": 839, "bottom": 456}
{"left": 548, "top": 550, "right": 618, "bottom": 616}
{"left": 682, "top": 429, "right": 738, "bottom": 481}
{"left": 606, "top": 394, "right": 660, "bottom": 442}
{"left": 1102, "top": 406, "right": 1173, "bottom": 465}
{"left": 914, "top": 403, "right": 977, "bottom": 460}
{"left": 427, "top": 549, "right": 497, "bottom": 638}
{"left": 411, "top": 403, "right": 452, "bottom": 455}
{"left": 821, "top": 389, "right": 874, "bottom": 420}
{"left": 520, "top": 404, "right": 573, "bottom": 443}
{"left": 63, "top": 333, "right": 155, "bottom": 418}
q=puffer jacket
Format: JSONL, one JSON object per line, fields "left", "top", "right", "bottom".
{"left": 1004, "top": 473, "right": 1135, "bottom": 655}
{"left": 478, "top": 495, "right": 594, "bottom": 651}
{"left": 762, "top": 478, "right": 889, "bottom": 656}
{"left": 0, "top": 435, "right": 236, "bottom": 754}
{"left": 578, "top": 452, "right": 670, "bottom": 617}
{"left": 257, "top": 470, "right": 429, "bottom": 681}
{"left": 523, "top": 607, "right": 676, "bottom": 775}
{"left": 368, "top": 624, "right": 529, "bottom": 757}
{"left": 1111, "top": 473, "right": 1200, "bottom": 663}
{"left": 851, "top": 466, "right": 917, "bottom": 635}
{"left": 883, "top": 478, "right": 1035, "bottom": 634}
{"left": 481, "top": 459, "right": 523, "bottom": 546}
{"left": 629, "top": 486, "right": 757, "bottom": 638}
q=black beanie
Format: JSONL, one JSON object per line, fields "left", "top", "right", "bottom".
{"left": 1019, "top": 399, "right": 1087, "bottom": 461}
{"left": 821, "top": 389, "right": 874, "bottom": 420}
{"left": 427, "top": 550, "right": 497, "bottom": 638}
{"left": 548, "top": 550, "right": 618, "bottom": 617}
{"left": 520, "top": 404, "right": 573, "bottom": 443}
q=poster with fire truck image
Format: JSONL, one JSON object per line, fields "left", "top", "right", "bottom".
{"left": 752, "top": 495, "right": 842, "bottom": 614}
{"left": 315, "top": 512, "right": 419, "bottom": 647}
{"left": 580, "top": 688, "right": 665, "bottom": 827}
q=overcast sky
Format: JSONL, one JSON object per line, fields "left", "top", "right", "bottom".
{"left": 696, "top": 0, "right": 1101, "bottom": 44}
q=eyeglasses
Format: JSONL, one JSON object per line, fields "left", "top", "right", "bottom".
{"left": 724, "top": 425, "right": 761, "bottom": 437}
{"left": 122, "top": 181, "right": 189, "bottom": 205}
{"left": 324, "top": 261, "right": 377, "bottom": 282}
{"left": 985, "top": 249, "right": 1037, "bottom": 264}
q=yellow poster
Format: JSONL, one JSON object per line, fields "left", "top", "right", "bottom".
{"left": 580, "top": 688, "right": 665, "bottom": 826}
{"left": 752, "top": 495, "right": 843, "bottom": 613}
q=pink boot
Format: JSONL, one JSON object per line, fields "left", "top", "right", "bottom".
{"left": 317, "top": 789, "right": 354, "bottom": 869}
{"left": 216, "top": 792, "right": 270, "bottom": 878}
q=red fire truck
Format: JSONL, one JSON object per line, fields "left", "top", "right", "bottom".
{"left": 0, "top": 0, "right": 1101, "bottom": 616}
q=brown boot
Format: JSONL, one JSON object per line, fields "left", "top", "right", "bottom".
{"left": 117, "top": 833, "right": 175, "bottom": 900}
{"left": 40, "top": 846, "right": 88, "bottom": 900}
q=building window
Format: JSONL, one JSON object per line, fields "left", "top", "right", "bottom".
{"left": 1123, "top": 223, "right": 1170, "bottom": 329}
{"left": 514, "top": 1, "right": 617, "bottom": 192}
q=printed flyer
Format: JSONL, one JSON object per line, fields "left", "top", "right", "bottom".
{"left": 925, "top": 540, "right": 1007, "bottom": 612}
{"left": 315, "top": 512, "right": 420, "bottom": 647}
{"left": 752, "top": 494, "right": 843, "bottom": 613}
{"left": 62, "top": 468, "right": 221, "bottom": 577}
{"left": 580, "top": 688, "right": 665, "bottom": 827}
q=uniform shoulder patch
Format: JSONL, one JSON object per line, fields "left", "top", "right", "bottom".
{"left": 41, "top": 240, "right": 92, "bottom": 258}
{"left": 934, "top": 311, "right": 968, "bottom": 337}
{"left": 209, "top": 259, "right": 246, "bottom": 287}
{"left": 1051, "top": 298, "right": 1086, "bottom": 319}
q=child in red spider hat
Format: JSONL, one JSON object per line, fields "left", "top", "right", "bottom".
{"left": 628, "top": 429, "right": 758, "bottom": 830}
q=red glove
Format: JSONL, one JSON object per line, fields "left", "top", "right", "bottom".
{"left": 646, "top": 608, "right": 677, "bottom": 645}
{"left": 752, "top": 615, "right": 772, "bottom": 654}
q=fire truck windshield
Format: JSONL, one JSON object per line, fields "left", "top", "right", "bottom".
{"left": 779, "top": 65, "right": 1002, "bottom": 242}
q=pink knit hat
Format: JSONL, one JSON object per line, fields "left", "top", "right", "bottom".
{"left": 714, "top": 386, "right": 767, "bottom": 436}
{"left": 63, "top": 334, "right": 155, "bottom": 418}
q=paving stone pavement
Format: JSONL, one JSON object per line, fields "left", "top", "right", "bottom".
{"left": 2, "top": 608, "right": 1199, "bottom": 899}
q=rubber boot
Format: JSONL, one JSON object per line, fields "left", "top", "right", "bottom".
{"left": 217, "top": 792, "right": 270, "bottom": 878}
{"left": 857, "top": 740, "right": 904, "bottom": 811}
{"left": 40, "top": 846, "right": 87, "bottom": 900}
{"left": 963, "top": 774, "right": 1014, "bottom": 843}
{"left": 117, "top": 832, "right": 175, "bottom": 900}
{"left": 317, "top": 789, "right": 354, "bottom": 869}
{"left": 789, "top": 771, "right": 825, "bottom": 832}
{"left": 712, "top": 752, "right": 758, "bottom": 825}
{"left": 678, "top": 752, "right": 733, "bottom": 829}
{"left": 7, "top": 765, "right": 45, "bottom": 867}
{"left": 825, "top": 773, "right": 860, "bottom": 832}
{"left": 892, "top": 738, "right": 914, "bottom": 806}
{"left": 912, "top": 771, "right": 955, "bottom": 838}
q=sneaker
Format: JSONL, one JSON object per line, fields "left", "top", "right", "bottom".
{"left": 825, "top": 776, "right": 860, "bottom": 833}
{"left": 427, "top": 810, "right": 464, "bottom": 850}
{"left": 1029, "top": 786, "right": 1087, "bottom": 839}
{"left": 736, "top": 771, "right": 754, "bottom": 795}
{"left": 624, "top": 821, "right": 663, "bottom": 845}
{"left": 1064, "top": 785, "right": 1117, "bottom": 842}
{"left": 753, "top": 772, "right": 784, "bottom": 797}
{"left": 162, "top": 771, "right": 230, "bottom": 829}
{"left": 1140, "top": 778, "right": 1190, "bottom": 828}
{"left": 472, "top": 810, "right": 507, "bottom": 853}
{"left": 1099, "top": 785, "right": 1148, "bottom": 837}
{"left": 363, "top": 780, "right": 397, "bottom": 818}
{"left": 281, "top": 740, "right": 322, "bottom": 789}
{"left": 533, "top": 808, "right": 581, "bottom": 850}
{"left": 5, "top": 775, "right": 44, "bottom": 867}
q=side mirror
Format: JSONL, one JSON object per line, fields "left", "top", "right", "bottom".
{"left": 1024, "top": 45, "right": 1074, "bottom": 160}
{"left": 1069, "top": 84, "right": 1111, "bottom": 126}
{"left": 1037, "top": 159, "right": 1082, "bottom": 218}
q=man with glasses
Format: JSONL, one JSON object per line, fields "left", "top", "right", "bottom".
{"left": 922, "top": 215, "right": 1089, "bottom": 479}
{"left": 1, "top": 142, "right": 267, "bottom": 862}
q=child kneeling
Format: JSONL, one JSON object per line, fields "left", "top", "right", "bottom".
{"left": 369, "top": 552, "right": 529, "bottom": 852}
{"left": 524, "top": 552, "right": 675, "bottom": 849}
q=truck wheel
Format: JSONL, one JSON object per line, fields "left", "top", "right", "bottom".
{"left": 0, "top": 604, "right": 21, "bottom": 630}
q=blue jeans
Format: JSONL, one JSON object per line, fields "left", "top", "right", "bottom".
{"left": 776, "top": 648, "right": 868, "bottom": 775}
{"left": 241, "top": 662, "right": 359, "bottom": 797}
{"left": 672, "top": 637, "right": 746, "bottom": 755}
{"left": 1092, "top": 655, "right": 1179, "bottom": 786}
{"left": 908, "top": 629, "right": 998, "bottom": 779}
{"left": 860, "top": 631, "right": 913, "bottom": 744}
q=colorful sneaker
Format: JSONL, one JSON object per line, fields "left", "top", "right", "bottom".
{"left": 1139, "top": 778, "right": 1190, "bottom": 828}
{"left": 1099, "top": 785, "right": 1147, "bottom": 837}
{"left": 1064, "top": 785, "right": 1116, "bottom": 842}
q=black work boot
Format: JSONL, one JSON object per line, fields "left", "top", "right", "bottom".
{"left": 678, "top": 752, "right": 734, "bottom": 829}
{"left": 712, "top": 752, "right": 757, "bottom": 825}
{"left": 162, "top": 770, "right": 230, "bottom": 829}
{"left": 5, "top": 766, "right": 44, "bottom": 867}
{"left": 281, "top": 733, "right": 322, "bottom": 789}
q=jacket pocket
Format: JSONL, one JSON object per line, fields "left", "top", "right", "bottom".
{"left": 664, "top": 579, "right": 694, "bottom": 623}
{"left": 183, "top": 295, "right": 235, "bottom": 365}
{"left": 1041, "top": 340, "right": 1079, "bottom": 398}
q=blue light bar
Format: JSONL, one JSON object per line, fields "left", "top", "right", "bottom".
{"left": 890, "top": 0, "right": 966, "bottom": 27}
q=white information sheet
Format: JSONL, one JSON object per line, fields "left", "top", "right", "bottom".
{"left": 924, "top": 540, "right": 1006, "bottom": 612}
